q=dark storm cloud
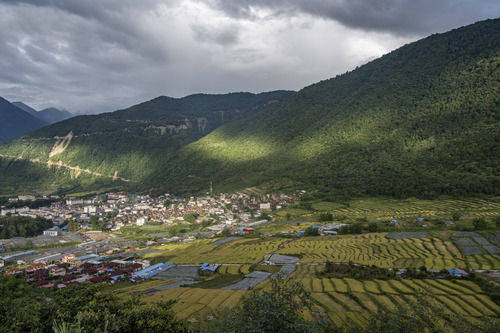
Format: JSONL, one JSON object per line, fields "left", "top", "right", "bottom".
{"left": 0, "top": 0, "right": 498, "bottom": 114}
{"left": 203, "top": 0, "right": 500, "bottom": 35}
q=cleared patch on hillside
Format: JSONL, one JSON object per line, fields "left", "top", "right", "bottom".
{"left": 49, "top": 131, "right": 73, "bottom": 157}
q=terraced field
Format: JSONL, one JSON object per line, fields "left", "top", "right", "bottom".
{"left": 140, "top": 271, "right": 499, "bottom": 326}
{"left": 143, "top": 238, "right": 286, "bottom": 264}
{"left": 301, "top": 277, "right": 499, "bottom": 328}
{"left": 277, "top": 233, "right": 500, "bottom": 270}
{"left": 144, "top": 287, "right": 247, "bottom": 319}
{"left": 277, "top": 197, "right": 500, "bottom": 221}
{"left": 140, "top": 232, "right": 500, "bottom": 270}
{"left": 217, "top": 264, "right": 252, "bottom": 275}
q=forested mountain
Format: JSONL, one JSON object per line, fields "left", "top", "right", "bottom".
{"left": 152, "top": 19, "right": 500, "bottom": 198}
{"left": 36, "top": 107, "right": 74, "bottom": 124}
{"left": 0, "top": 91, "right": 293, "bottom": 195}
{"left": 0, "top": 97, "right": 47, "bottom": 142}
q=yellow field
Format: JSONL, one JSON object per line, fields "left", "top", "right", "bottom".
{"left": 140, "top": 232, "right": 500, "bottom": 270}
{"left": 144, "top": 238, "right": 286, "bottom": 264}
{"left": 140, "top": 276, "right": 499, "bottom": 326}
{"left": 277, "top": 197, "right": 500, "bottom": 220}
{"left": 277, "top": 233, "right": 500, "bottom": 270}
{"left": 144, "top": 287, "right": 247, "bottom": 319}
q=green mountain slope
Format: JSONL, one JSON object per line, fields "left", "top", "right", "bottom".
{"left": 0, "top": 97, "right": 47, "bottom": 142}
{"left": 0, "top": 91, "right": 293, "bottom": 195}
{"left": 154, "top": 19, "right": 500, "bottom": 198}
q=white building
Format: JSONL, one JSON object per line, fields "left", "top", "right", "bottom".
{"left": 136, "top": 217, "right": 148, "bottom": 226}
{"left": 260, "top": 203, "right": 271, "bottom": 210}
{"left": 66, "top": 198, "right": 84, "bottom": 205}
{"left": 18, "top": 195, "right": 35, "bottom": 201}
{"left": 84, "top": 206, "right": 97, "bottom": 214}
{"left": 43, "top": 226, "right": 61, "bottom": 237}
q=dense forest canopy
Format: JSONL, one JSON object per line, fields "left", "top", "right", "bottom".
{"left": 0, "top": 216, "right": 52, "bottom": 239}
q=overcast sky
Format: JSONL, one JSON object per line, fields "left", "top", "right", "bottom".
{"left": 0, "top": 0, "right": 498, "bottom": 114}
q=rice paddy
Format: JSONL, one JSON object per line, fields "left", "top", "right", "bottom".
{"left": 276, "top": 233, "right": 500, "bottom": 270}
{"left": 129, "top": 197, "right": 500, "bottom": 325}
{"left": 140, "top": 272, "right": 499, "bottom": 326}
{"left": 277, "top": 197, "right": 500, "bottom": 221}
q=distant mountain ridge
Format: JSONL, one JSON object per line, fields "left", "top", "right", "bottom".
{"left": 36, "top": 107, "right": 73, "bottom": 124}
{"left": 0, "top": 98, "right": 47, "bottom": 142}
{"left": 0, "top": 91, "right": 294, "bottom": 195}
{"left": 13, "top": 102, "right": 73, "bottom": 124}
{"left": 12, "top": 102, "right": 38, "bottom": 117}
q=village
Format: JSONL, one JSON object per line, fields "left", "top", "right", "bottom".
{"left": 0, "top": 190, "right": 308, "bottom": 286}
{"left": 1, "top": 191, "right": 300, "bottom": 232}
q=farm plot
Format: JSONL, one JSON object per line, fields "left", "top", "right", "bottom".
{"left": 301, "top": 277, "right": 500, "bottom": 329}
{"left": 311, "top": 198, "right": 500, "bottom": 220}
{"left": 276, "top": 234, "right": 500, "bottom": 270}
{"left": 144, "top": 287, "right": 247, "bottom": 319}
{"left": 453, "top": 232, "right": 500, "bottom": 257}
{"left": 144, "top": 238, "right": 286, "bottom": 264}
{"left": 136, "top": 273, "right": 499, "bottom": 327}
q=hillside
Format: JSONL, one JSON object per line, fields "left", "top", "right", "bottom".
{"left": 153, "top": 19, "right": 500, "bottom": 198}
{"left": 0, "top": 91, "right": 293, "bottom": 195}
{"left": 0, "top": 97, "right": 47, "bottom": 142}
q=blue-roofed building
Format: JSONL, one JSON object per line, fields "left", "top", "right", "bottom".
{"left": 448, "top": 269, "right": 468, "bottom": 277}
{"left": 76, "top": 254, "right": 99, "bottom": 261}
{"left": 131, "top": 262, "right": 173, "bottom": 280}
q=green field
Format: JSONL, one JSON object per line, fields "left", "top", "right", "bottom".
{"left": 120, "top": 196, "right": 500, "bottom": 325}
{"left": 275, "top": 197, "right": 500, "bottom": 221}
{"left": 137, "top": 266, "right": 499, "bottom": 326}
{"left": 142, "top": 231, "right": 499, "bottom": 270}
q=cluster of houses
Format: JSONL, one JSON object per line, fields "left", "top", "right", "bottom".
{"left": 3, "top": 252, "right": 148, "bottom": 288}
{"left": 1, "top": 191, "right": 299, "bottom": 232}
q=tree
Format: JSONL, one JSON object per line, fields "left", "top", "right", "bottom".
{"left": 220, "top": 227, "right": 232, "bottom": 237}
{"left": 0, "top": 275, "right": 187, "bottom": 333}
{"left": 452, "top": 212, "right": 462, "bottom": 222}
{"left": 319, "top": 213, "right": 333, "bottom": 221}
{"left": 67, "top": 220, "right": 79, "bottom": 233}
{"left": 367, "top": 223, "right": 378, "bottom": 232}
{"left": 494, "top": 216, "right": 500, "bottom": 228}
{"left": 473, "top": 217, "right": 487, "bottom": 230}
{"left": 183, "top": 213, "right": 199, "bottom": 224}
{"left": 304, "top": 226, "right": 320, "bottom": 236}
